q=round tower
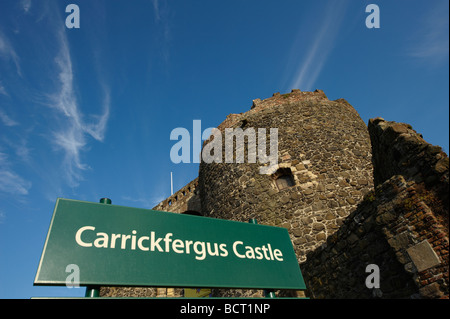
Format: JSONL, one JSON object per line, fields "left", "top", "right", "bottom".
{"left": 198, "top": 89, "right": 374, "bottom": 263}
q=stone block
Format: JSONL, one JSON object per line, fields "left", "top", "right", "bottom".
{"left": 292, "top": 228, "right": 303, "bottom": 237}
{"left": 312, "top": 222, "right": 325, "bottom": 231}
{"left": 419, "top": 282, "right": 444, "bottom": 299}
{"left": 316, "top": 232, "right": 327, "bottom": 241}
{"left": 347, "top": 233, "right": 359, "bottom": 245}
{"left": 388, "top": 232, "right": 413, "bottom": 251}
{"left": 406, "top": 240, "right": 441, "bottom": 272}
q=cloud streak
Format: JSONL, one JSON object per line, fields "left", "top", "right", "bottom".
{"left": 0, "top": 152, "right": 31, "bottom": 196}
{"left": 151, "top": 0, "right": 171, "bottom": 63}
{"left": 21, "top": 0, "right": 32, "bottom": 13}
{"left": 407, "top": 1, "right": 449, "bottom": 64}
{"left": 0, "top": 108, "right": 18, "bottom": 127}
{"left": 286, "top": 1, "right": 349, "bottom": 91}
{"left": 151, "top": 0, "right": 161, "bottom": 22}
{"left": 0, "top": 81, "right": 7, "bottom": 96}
{"left": 48, "top": 30, "right": 110, "bottom": 186}
{"left": 0, "top": 29, "right": 22, "bottom": 76}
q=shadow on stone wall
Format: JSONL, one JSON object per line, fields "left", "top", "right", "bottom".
{"left": 301, "top": 118, "right": 449, "bottom": 299}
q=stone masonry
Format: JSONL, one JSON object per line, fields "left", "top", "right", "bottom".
{"left": 100, "top": 90, "right": 448, "bottom": 298}
{"left": 199, "top": 89, "right": 374, "bottom": 262}
{"left": 302, "top": 118, "right": 448, "bottom": 298}
{"left": 153, "top": 178, "right": 201, "bottom": 214}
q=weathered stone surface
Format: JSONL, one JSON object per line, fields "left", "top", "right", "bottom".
{"left": 407, "top": 240, "right": 441, "bottom": 272}
{"left": 312, "top": 223, "right": 325, "bottom": 231}
{"left": 104, "top": 90, "right": 448, "bottom": 299}
{"left": 153, "top": 179, "right": 200, "bottom": 214}
{"left": 197, "top": 90, "right": 373, "bottom": 267}
{"left": 301, "top": 119, "right": 448, "bottom": 299}
{"left": 419, "top": 282, "right": 444, "bottom": 299}
{"left": 195, "top": 90, "right": 374, "bottom": 298}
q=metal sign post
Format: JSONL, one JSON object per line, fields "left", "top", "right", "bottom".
{"left": 84, "top": 198, "right": 112, "bottom": 297}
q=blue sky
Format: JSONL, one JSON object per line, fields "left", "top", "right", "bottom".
{"left": 0, "top": 0, "right": 448, "bottom": 298}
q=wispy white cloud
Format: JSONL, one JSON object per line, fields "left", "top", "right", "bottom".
{"left": 286, "top": 1, "right": 349, "bottom": 91}
{"left": 0, "top": 108, "right": 18, "bottom": 127}
{"left": 151, "top": 0, "right": 171, "bottom": 63}
{"left": 407, "top": 1, "right": 449, "bottom": 64}
{"left": 0, "top": 29, "right": 22, "bottom": 76}
{"left": 83, "top": 90, "right": 110, "bottom": 142}
{"left": 151, "top": 0, "right": 161, "bottom": 22}
{"left": 0, "top": 152, "right": 31, "bottom": 196}
{"left": 48, "top": 30, "right": 110, "bottom": 187}
{"left": 3, "top": 135, "right": 31, "bottom": 163}
{"left": 21, "top": 0, "right": 32, "bottom": 13}
{"left": 0, "top": 169, "right": 32, "bottom": 195}
{"left": 0, "top": 81, "right": 7, "bottom": 96}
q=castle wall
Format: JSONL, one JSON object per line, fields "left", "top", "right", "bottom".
{"left": 197, "top": 89, "right": 374, "bottom": 297}
{"left": 153, "top": 178, "right": 201, "bottom": 214}
{"left": 302, "top": 119, "right": 449, "bottom": 298}
{"left": 199, "top": 90, "right": 374, "bottom": 263}
{"left": 100, "top": 91, "right": 448, "bottom": 299}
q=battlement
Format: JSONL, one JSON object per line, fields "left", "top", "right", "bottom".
{"left": 152, "top": 178, "right": 201, "bottom": 214}
{"left": 251, "top": 89, "right": 328, "bottom": 111}
{"left": 217, "top": 89, "right": 358, "bottom": 133}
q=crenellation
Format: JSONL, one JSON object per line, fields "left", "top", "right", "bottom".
{"left": 152, "top": 178, "right": 200, "bottom": 214}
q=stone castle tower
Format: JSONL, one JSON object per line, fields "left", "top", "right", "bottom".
{"left": 198, "top": 89, "right": 373, "bottom": 261}
{"left": 101, "top": 89, "right": 448, "bottom": 298}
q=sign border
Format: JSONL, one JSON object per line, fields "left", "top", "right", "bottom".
{"left": 34, "top": 198, "right": 306, "bottom": 290}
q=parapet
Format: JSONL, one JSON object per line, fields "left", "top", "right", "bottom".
{"left": 152, "top": 178, "right": 201, "bottom": 214}
{"left": 368, "top": 117, "right": 449, "bottom": 188}
{"left": 251, "top": 89, "right": 328, "bottom": 110}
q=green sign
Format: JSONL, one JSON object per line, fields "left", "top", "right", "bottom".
{"left": 34, "top": 198, "right": 306, "bottom": 290}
